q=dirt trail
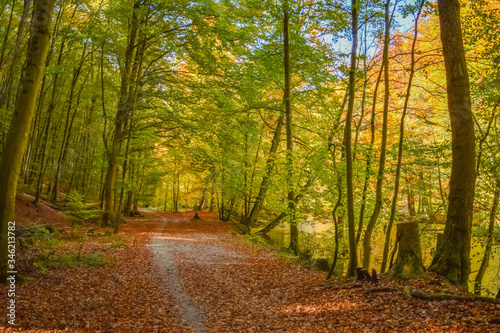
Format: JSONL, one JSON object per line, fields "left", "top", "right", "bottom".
{"left": 151, "top": 214, "right": 248, "bottom": 332}
{"left": 151, "top": 235, "right": 208, "bottom": 333}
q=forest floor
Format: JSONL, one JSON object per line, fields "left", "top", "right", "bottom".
{"left": 1, "top": 198, "right": 500, "bottom": 332}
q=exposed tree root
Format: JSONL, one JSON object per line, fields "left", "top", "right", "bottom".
{"left": 364, "top": 287, "right": 398, "bottom": 294}
{"left": 406, "top": 287, "right": 500, "bottom": 304}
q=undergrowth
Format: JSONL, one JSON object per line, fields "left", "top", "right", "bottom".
{"left": 16, "top": 222, "right": 130, "bottom": 280}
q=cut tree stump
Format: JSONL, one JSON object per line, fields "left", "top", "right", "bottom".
{"left": 385, "top": 222, "right": 428, "bottom": 280}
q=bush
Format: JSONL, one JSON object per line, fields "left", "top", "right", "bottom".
{"left": 66, "top": 191, "right": 100, "bottom": 222}
{"left": 34, "top": 253, "right": 110, "bottom": 272}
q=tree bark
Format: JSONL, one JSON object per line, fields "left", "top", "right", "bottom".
{"left": 0, "top": 0, "right": 32, "bottom": 109}
{"left": 241, "top": 115, "right": 284, "bottom": 228}
{"left": 283, "top": 2, "right": 298, "bottom": 255}
{"left": 345, "top": 0, "right": 359, "bottom": 277}
{"left": 0, "top": 0, "right": 55, "bottom": 282}
{"left": 102, "top": 1, "right": 141, "bottom": 226}
{"left": 52, "top": 42, "right": 87, "bottom": 201}
{"left": 362, "top": 0, "right": 391, "bottom": 270}
{"left": 385, "top": 222, "right": 428, "bottom": 280}
{"left": 381, "top": 0, "right": 424, "bottom": 274}
{"left": 327, "top": 143, "right": 345, "bottom": 280}
{"left": 474, "top": 178, "right": 500, "bottom": 295}
{"left": 429, "top": 0, "right": 476, "bottom": 289}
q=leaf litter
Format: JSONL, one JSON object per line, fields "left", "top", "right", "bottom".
{"left": 0, "top": 209, "right": 499, "bottom": 332}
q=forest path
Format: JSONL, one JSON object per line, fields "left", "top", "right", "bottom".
{"left": 144, "top": 210, "right": 329, "bottom": 332}
{"left": 150, "top": 215, "right": 247, "bottom": 333}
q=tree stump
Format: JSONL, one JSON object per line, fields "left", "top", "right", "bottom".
{"left": 386, "top": 222, "right": 428, "bottom": 280}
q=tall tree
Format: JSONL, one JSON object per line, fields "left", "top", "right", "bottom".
{"left": 362, "top": 0, "right": 391, "bottom": 269}
{"left": 0, "top": 0, "right": 55, "bottom": 282}
{"left": 0, "top": 0, "right": 32, "bottom": 109}
{"left": 241, "top": 115, "right": 284, "bottom": 229}
{"left": 380, "top": 0, "right": 424, "bottom": 274}
{"left": 429, "top": 0, "right": 476, "bottom": 288}
{"left": 283, "top": 1, "right": 298, "bottom": 255}
{"left": 102, "top": 0, "right": 141, "bottom": 226}
{"left": 345, "top": 0, "right": 359, "bottom": 277}
{"left": 474, "top": 178, "right": 499, "bottom": 295}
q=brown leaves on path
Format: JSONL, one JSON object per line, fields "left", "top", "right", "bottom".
{"left": 149, "top": 211, "right": 500, "bottom": 333}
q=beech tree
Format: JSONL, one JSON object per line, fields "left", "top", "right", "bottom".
{"left": 429, "top": 0, "right": 476, "bottom": 288}
{"left": 362, "top": 0, "right": 391, "bottom": 270}
{"left": 344, "top": 0, "right": 359, "bottom": 277}
{"left": 0, "top": 0, "right": 55, "bottom": 281}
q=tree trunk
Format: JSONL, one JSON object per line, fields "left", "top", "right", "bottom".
{"left": 0, "top": 0, "right": 55, "bottom": 282}
{"left": 0, "top": 0, "right": 32, "bottom": 109}
{"left": 381, "top": 0, "right": 424, "bottom": 273}
{"left": 102, "top": 1, "right": 140, "bottom": 226}
{"left": 429, "top": 0, "right": 476, "bottom": 289}
{"left": 362, "top": 0, "right": 391, "bottom": 270}
{"left": 474, "top": 178, "right": 500, "bottom": 295}
{"left": 256, "top": 177, "right": 313, "bottom": 235}
{"left": 385, "top": 222, "right": 428, "bottom": 279}
{"left": 52, "top": 43, "right": 87, "bottom": 202}
{"left": 327, "top": 143, "right": 345, "bottom": 279}
{"left": 241, "top": 115, "right": 283, "bottom": 228}
{"left": 344, "top": 0, "right": 359, "bottom": 277}
{"left": 283, "top": 2, "right": 298, "bottom": 255}
{"left": 0, "top": 0, "right": 16, "bottom": 71}
{"left": 209, "top": 179, "right": 215, "bottom": 212}
{"left": 355, "top": 26, "right": 384, "bottom": 247}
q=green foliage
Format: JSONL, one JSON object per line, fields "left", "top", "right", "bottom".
{"left": 17, "top": 224, "right": 60, "bottom": 249}
{"left": 33, "top": 253, "right": 110, "bottom": 272}
{"left": 66, "top": 192, "right": 100, "bottom": 221}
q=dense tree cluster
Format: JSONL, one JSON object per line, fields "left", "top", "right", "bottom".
{"left": 0, "top": 0, "right": 499, "bottom": 296}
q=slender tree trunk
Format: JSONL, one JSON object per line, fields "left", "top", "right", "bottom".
{"left": 0, "top": 0, "right": 55, "bottom": 282}
{"left": 381, "top": 1, "right": 424, "bottom": 273}
{"left": 0, "top": 0, "right": 32, "bottom": 109}
{"left": 52, "top": 43, "right": 87, "bottom": 201}
{"left": 283, "top": 2, "right": 298, "bottom": 255}
{"left": 474, "top": 178, "right": 499, "bottom": 295}
{"left": 124, "top": 162, "right": 134, "bottom": 217}
{"left": 118, "top": 117, "right": 133, "bottom": 219}
{"left": 102, "top": 1, "right": 140, "bottom": 226}
{"left": 0, "top": 0, "right": 16, "bottom": 70}
{"left": 209, "top": 178, "right": 215, "bottom": 212}
{"left": 345, "top": 0, "right": 359, "bottom": 277}
{"left": 327, "top": 146, "right": 345, "bottom": 280}
{"left": 356, "top": 62, "right": 384, "bottom": 246}
{"left": 118, "top": 32, "right": 145, "bottom": 222}
{"left": 242, "top": 115, "right": 283, "bottom": 228}
{"left": 353, "top": 20, "right": 369, "bottom": 161}
{"left": 429, "top": 0, "right": 476, "bottom": 288}
{"left": 362, "top": 0, "right": 391, "bottom": 270}
{"left": 354, "top": 23, "right": 374, "bottom": 247}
